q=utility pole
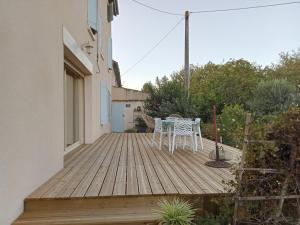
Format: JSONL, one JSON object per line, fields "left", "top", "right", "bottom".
{"left": 184, "top": 10, "right": 190, "bottom": 97}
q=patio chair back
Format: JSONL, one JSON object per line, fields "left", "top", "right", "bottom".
{"left": 174, "top": 119, "right": 193, "bottom": 136}
{"left": 154, "top": 118, "right": 162, "bottom": 132}
{"left": 195, "top": 118, "right": 201, "bottom": 128}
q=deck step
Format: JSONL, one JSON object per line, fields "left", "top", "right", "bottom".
{"left": 13, "top": 210, "right": 158, "bottom": 225}
{"left": 12, "top": 196, "right": 164, "bottom": 225}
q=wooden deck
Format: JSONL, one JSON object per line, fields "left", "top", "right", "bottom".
{"left": 29, "top": 133, "right": 240, "bottom": 199}
{"left": 14, "top": 133, "right": 240, "bottom": 225}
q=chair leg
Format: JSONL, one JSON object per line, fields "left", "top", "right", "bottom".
{"left": 198, "top": 127, "right": 204, "bottom": 150}
{"left": 168, "top": 129, "right": 171, "bottom": 152}
{"left": 172, "top": 134, "right": 176, "bottom": 154}
{"left": 152, "top": 131, "right": 155, "bottom": 146}
{"left": 159, "top": 132, "right": 163, "bottom": 150}
{"left": 191, "top": 135, "right": 195, "bottom": 153}
{"left": 194, "top": 133, "right": 198, "bottom": 151}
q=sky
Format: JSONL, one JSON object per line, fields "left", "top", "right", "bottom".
{"left": 112, "top": 0, "right": 300, "bottom": 90}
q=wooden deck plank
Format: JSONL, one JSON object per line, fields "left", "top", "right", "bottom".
{"left": 131, "top": 133, "right": 152, "bottom": 195}
{"left": 147, "top": 133, "right": 218, "bottom": 194}
{"left": 85, "top": 134, "right": 120, "bottom": 197}
{"left": 27, "top": 133, "right": 240, "bottom": 200}
{"left": 41, "top": 136, "right": 109, "bottom": 198}
{"left": 99, "top": 133, "right": 124, "bottom": 196}
{"left": 186, "top": 149, "right": 235, "bottom": 181}
{"left": 144, "top": 134, "right": 205, "bottom": 194}
{"left": 134, "top": 133, "right": 165, "bottom": 195}
{"left": 175, "top": 150, "right": 225, "bottom": 193}
{"left": 70, "top": 134, "right": 116, "bottom": 197}
{"left": 126, "top": 133, "right": 139, "bottom": 195}
{"left": 141, "top": 134, "right": 192, "bottom": 194}
{"left": 113, "top": 133, "right": 128, "bottom": 196}
{"left": 139, "top": 134, "right": 179, "bottom": 194}
{"left": 57, "top": 135, "right": 113, "bottom": 198}
{"left": 180, "top": 149, "right": 229, "bottom": 192}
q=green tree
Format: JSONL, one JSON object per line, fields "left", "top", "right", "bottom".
{"left": 143, "top": 74, "right": 196, "bottom": 118}
{"left": 249, "top": 78, "right": 297, "bottom": 115}
{"left": 219, "top": 104, "right": 246, "bottom": 148}
{"left": 190, "top": 59, "right": 262, "bottom": 122}
{"left": 265, "top": 49, "right": 300, "bottom": 85}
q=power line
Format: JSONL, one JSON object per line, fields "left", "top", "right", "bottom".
{"left": 130, "top": 0, "right": 300, "bottom": 16}
{"left": 122, "top": 17, "right": 184, "bottom": 76}
{"left": 130, "top": 0, "right": 183, "bottom": 16}
{"left": 191, "top": 1, "right": 300, "bottom": 14}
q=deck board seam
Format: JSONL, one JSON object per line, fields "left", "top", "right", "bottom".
{"left": 79, "top": 133, "right": 117, "bottom": 197}
{"left": 144, "top": 134, "right": 202, "bottom": 194}
{"left": 61, "top": 134, "right": 113, "bottom": 197}
{"left": 133, "top": 133, "right": 153, "bottom": 195}
{"left": 140, "top": 134, "right": 179, "bottom": 194}
{"left": 98, "top": 134, "right": 122, "bottom": 196}
{"left": 41, "top": 135, "right": 110, "bottom": 198}
{"left": 142, "top": 134, "right": 191, "bottom": 194}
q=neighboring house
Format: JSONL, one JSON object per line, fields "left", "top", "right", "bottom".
{"left": 0, "top": 1, "right": 118, "bottom": 224}
{"left": 111, "top": 87, "right": 148, "bottom": 132}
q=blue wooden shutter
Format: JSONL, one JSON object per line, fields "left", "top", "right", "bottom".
{"left": 100, "top": 83, "right": 107, "bottom": 124}
{"left": 107, "top": 37, "right": 112, "bottom": 69}
{"left": 88, "top": 0, "right": 97, "bottom": 31}
{"left": 107, "top": 2, "right": 114, "bottom": 22}
{"left": 107, "top": 88, "right": 111, "bottom": 121}
{"left": 100, "top": 83, "right": 111, "bottom": 124}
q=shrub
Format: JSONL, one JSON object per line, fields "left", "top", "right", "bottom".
{"left": 201, "top": 123, "right": 215, "bottom": 140}
{"left": 219, "top": 104, "right": 246, "bottom": 148}
{"left": 249, "top": 78, "right": 297, "bottom": 115}
{"left": 157, "top": 198, "right": 195, "bottom": 225}
{"left": 195, "top": 197, "right": 234, "bottom": 225}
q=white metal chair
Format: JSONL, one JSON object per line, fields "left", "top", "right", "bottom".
{"left": 194, "top": 118, "right": 204, "bottom": 151}
{"left": 171, "top": 119, "right": 195, "bottom": 154}
{"left": 152, "top": 118, "right": 169, "bottom": 150}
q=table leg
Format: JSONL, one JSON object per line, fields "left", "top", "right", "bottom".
{"left": 168, "top": 126, "right": 172, "bottom": 152}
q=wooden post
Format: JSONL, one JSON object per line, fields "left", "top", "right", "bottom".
{"left": 213, "top": 105, "right": 219, "bottom": 161}
{"left": 184, "top": 10, "right": 190, "bottom": 97}
{"left": 233, "top": 113, "right": 252, "bottom": 225}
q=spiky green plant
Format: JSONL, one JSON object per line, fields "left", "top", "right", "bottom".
{"left": 157, "top": 198, "right": 195, "bottom": 225}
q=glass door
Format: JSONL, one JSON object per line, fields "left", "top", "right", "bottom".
{"left": 64, "top": 68, "right": 84, "bottom": 152}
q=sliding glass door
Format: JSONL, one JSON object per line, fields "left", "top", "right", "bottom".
{"left": 64, "top": 67, "right": 84, "bottom": 152}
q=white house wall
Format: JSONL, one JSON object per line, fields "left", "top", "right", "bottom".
{"left": 0, "top": 0, "right": 114, "bottom": 224}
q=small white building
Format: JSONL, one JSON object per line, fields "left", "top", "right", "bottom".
{"left": 111, "top": 86, "right": 148, "bottom": 132}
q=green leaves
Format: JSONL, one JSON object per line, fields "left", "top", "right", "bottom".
{"left": 249, "top": 78, "right": 297, "bottom": 116}
{"left": 190, "top": 59, "right": 261, "bottom": 122}
{"left": 219, "top": 104, "right": 246, "bottom": 148}
{"left": 157, "top": 198, "right": 195, "bottom": 225}
{"left": 142, "top": 74, "right": 196, "bottom": 118}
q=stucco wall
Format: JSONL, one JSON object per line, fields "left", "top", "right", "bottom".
{"left": 0, "top": 0, "right": 114, "bottom": 224}
{"left": 123, "top": 101, "right": 144, "bottom": 130}
{"left": 112, "top": 87, "right": 149, "bottom": 101}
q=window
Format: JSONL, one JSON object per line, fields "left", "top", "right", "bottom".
{"left": 100, "top": 82, "right": 111, "bottom": 124}
{"left": 107, "top": 37, "right": 112, "bottom": 69}
{"left": 88, "top": 0, "right": 98, "bottom": 33}
{"left": 126, "top": 104, "right": 131, "bottom": 108}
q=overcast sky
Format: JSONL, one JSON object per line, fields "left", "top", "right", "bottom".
{"left": 112, "top": 0, "right": 300, "bottom": 90}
